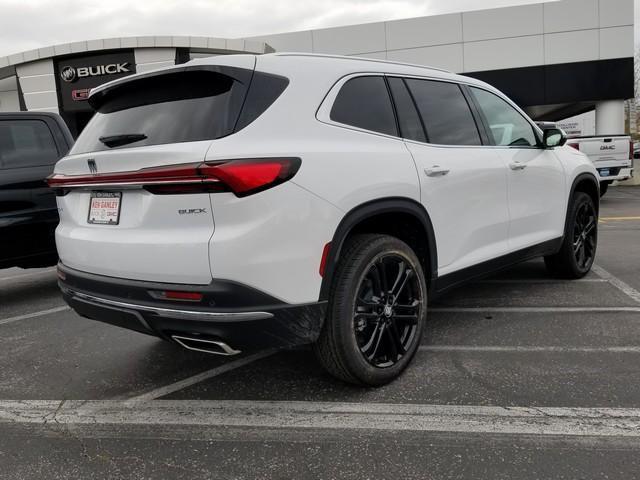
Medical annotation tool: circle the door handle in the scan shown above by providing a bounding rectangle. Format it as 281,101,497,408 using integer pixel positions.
424,165,450,177
509,161,527,171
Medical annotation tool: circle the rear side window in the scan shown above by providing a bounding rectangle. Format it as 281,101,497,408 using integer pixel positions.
330,76,397,137
0,120,59,169
387,77,426,142
470,87,538,147
235,71,289,131
405,79,481,146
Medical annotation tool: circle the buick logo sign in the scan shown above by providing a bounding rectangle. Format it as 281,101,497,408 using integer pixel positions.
60,66,77,83
59,62,131,83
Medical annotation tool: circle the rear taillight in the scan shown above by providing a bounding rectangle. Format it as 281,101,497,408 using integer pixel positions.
47,158,301,197
568,142,580,151
200,158,301,197
630,140,634,160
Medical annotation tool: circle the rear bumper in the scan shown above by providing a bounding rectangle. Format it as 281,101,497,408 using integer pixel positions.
58,263,326,352
596,167,633,182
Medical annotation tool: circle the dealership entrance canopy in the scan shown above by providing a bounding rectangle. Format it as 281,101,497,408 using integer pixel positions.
0,0,633,136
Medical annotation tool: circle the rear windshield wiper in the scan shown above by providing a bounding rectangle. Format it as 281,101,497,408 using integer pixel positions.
98,133,147,148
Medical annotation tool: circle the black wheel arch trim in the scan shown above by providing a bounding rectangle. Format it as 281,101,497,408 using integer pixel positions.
318,197,438,301
566,173,600,230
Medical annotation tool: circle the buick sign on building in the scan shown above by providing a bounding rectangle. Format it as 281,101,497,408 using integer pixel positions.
54,51,136,133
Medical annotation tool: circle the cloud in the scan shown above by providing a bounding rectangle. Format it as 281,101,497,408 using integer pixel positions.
0,0,569,57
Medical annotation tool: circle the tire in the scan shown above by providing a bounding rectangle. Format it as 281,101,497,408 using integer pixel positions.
599,182,609,197
313,234,427,386
544,192,598,279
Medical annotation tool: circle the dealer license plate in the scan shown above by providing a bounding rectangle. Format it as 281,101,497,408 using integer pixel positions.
88,192,122,225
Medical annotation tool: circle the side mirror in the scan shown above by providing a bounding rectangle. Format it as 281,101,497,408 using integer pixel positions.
542,128,567,148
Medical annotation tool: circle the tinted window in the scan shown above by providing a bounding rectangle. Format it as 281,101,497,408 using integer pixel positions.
330,76,397,136
235,72,289,131
387,77,426,142
405,79,481,146
0,120,59,169
470,87,537,147
72,70,248,154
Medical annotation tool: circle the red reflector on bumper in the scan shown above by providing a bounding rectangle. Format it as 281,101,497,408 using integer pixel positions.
319,242,331,277
56,268,66,281
159,291,203,302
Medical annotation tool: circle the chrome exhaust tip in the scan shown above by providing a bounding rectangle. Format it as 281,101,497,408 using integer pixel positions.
171,335,241,356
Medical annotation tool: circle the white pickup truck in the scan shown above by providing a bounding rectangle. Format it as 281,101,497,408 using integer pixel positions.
566,135,633,197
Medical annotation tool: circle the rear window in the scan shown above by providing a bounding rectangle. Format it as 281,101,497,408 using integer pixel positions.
71,68,288,154
0,120,59,169
330,76,397,137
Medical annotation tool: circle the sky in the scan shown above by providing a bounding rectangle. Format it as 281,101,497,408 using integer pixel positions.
0,0,637,58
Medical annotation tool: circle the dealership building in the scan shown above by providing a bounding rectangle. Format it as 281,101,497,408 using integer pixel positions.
0,0,634,137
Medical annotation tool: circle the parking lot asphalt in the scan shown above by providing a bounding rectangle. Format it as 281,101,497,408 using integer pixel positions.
1,186,640,479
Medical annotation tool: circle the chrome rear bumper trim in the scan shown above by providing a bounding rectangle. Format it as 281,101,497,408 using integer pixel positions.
65,288,274,322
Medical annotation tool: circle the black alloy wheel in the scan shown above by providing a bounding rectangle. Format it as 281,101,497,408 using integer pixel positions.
544,191,598,278
314,234,427,386
572,201,597,271
354,255,421,368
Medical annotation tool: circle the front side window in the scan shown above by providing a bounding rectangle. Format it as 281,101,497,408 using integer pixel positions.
330,76,397,137
470,87,538,147
0,120,59,169
405,79,481,146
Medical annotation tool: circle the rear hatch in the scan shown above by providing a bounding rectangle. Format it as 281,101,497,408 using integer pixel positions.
51,59,255,285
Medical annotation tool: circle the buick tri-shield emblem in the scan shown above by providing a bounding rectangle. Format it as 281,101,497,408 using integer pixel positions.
60,66,76,83
87,159,98,174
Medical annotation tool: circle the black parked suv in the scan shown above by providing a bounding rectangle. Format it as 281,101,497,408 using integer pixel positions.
0,112,73,269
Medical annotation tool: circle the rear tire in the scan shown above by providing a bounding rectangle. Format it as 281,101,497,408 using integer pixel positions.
544,192,598,279
313,234,427,386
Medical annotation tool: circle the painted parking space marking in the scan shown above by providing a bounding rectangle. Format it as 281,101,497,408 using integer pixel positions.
419,345,640,353
124,349,278,403
478,278,608,284
0,268,56,282
3,399,640,438
599,216,640,222
592,264,640,304
0,306,69,326
430,307,640,313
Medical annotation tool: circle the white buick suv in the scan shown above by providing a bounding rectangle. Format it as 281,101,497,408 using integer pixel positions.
49,53,599,386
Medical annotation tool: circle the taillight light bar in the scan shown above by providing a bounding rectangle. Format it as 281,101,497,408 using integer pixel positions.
47,158,301,197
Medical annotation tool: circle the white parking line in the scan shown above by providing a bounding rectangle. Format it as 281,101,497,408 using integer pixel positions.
0,306,70,326
3,399,640,437
0,268,56,282
419,345,640,353
430,307,640,313
478,278,607,284
124,348,278,403
592,264,640,304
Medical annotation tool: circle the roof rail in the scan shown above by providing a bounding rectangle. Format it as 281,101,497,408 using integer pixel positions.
270,52,453,74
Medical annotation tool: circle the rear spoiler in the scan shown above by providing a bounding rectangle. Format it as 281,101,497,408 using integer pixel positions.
88,64,254,111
